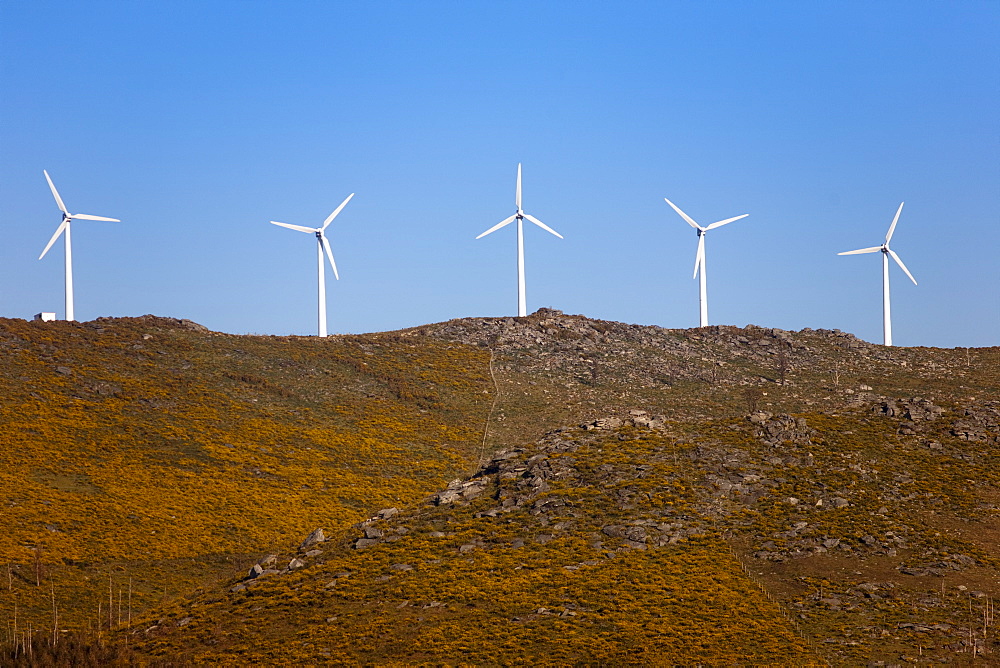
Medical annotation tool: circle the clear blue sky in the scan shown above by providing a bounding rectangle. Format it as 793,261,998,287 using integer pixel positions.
1,1,997,347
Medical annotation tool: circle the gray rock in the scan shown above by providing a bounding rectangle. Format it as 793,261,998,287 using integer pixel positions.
355,538,379,549
300,528,325,549
435,489,463,505
602,525,626,538
288,558,305,570
377,507,399,519
624,526,647,543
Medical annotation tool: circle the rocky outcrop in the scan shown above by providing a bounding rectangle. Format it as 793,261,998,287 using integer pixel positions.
749,412,817,447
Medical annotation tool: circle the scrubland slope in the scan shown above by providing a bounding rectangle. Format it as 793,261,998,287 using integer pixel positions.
0,315,492,636
2,309,998,664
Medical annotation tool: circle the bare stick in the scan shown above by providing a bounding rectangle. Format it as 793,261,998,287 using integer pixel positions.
51,583,56,647
129,577,133,627
108,570,113,629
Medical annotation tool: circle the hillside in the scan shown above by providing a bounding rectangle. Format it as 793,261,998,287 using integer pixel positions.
2,310,998,664
0,315,493,638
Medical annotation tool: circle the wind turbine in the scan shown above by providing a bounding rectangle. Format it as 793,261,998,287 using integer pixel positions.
270,193,354,338
664,197,748,328
476,163,563,317
838,202,917,347
38,170,121,321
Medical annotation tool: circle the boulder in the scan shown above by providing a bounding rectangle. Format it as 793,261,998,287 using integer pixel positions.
300,528,325,549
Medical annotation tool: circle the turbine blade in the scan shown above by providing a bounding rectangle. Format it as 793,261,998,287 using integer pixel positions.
664,198,702,231
323,193,355,230
72,213,120,222
515,163,522,211
43,170,68,214
837,246,882,255
705,213,748,230
523,213,563,239
693,234,705,279
270,221,315,233
321,235,339,280
39,220,68,260
888,248,917,285
476,214,516,239
885,202,904,244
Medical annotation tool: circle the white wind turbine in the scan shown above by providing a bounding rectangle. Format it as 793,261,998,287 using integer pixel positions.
270,193,354,338
476,163,563,317
664,197,748,328
38,170,121,321
838,202,917,347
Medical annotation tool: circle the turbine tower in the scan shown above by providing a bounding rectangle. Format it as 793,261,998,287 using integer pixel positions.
270,193,354,338
838,202,917,347
664,197,748,328
477,164,562,317
38,170,121,321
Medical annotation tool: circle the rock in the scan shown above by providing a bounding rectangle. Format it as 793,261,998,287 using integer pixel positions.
305,549,323,558
300,528,325,549
602,525,626,539
625,526,647,543
248,563,264,579
459,544,476,554
364,526,383,540
435,489,463,505
55,366,72,375
258,554,277,567
391,563,413,571
751,413,817,447
377,507,399,519
355,538,379,549
830,497,849,508
288,558,305,570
